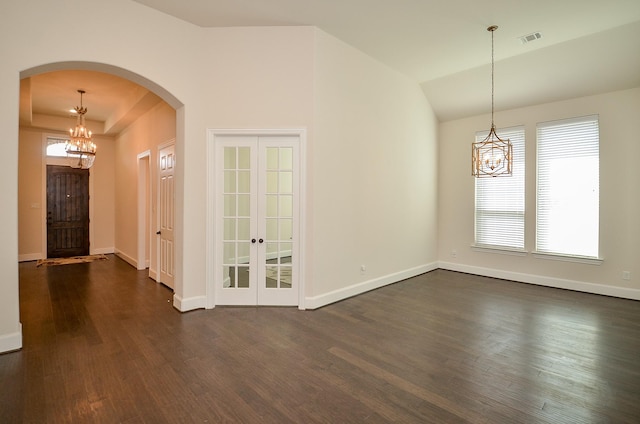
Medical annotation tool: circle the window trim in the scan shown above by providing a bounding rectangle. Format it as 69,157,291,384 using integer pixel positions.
532,251,603,265
471,244,528,256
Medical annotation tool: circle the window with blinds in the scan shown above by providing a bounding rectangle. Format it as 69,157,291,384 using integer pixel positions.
536,115,599,258
474,126,525,249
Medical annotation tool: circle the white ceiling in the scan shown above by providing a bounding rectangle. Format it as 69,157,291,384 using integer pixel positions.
131,0,640,121
22,0,640,132
21,70,162,136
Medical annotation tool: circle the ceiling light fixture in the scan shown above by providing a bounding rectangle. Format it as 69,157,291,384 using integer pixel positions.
66,89,96,169
472,25,512,178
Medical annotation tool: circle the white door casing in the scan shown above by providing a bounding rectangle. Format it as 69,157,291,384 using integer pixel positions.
137,150,151,271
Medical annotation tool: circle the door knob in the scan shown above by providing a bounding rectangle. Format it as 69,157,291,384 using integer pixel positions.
156,230,161,235
251,238,257,243
259,238,264,244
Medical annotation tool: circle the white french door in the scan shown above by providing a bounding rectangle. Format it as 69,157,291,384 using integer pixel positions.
214,135,300,306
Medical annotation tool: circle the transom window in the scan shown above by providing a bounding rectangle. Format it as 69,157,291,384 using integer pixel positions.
46,137,69,157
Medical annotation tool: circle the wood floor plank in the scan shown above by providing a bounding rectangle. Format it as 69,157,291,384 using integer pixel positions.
2,257,640,423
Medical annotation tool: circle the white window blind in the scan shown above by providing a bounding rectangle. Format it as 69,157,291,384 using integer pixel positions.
475,126,525,249
536,115,599,258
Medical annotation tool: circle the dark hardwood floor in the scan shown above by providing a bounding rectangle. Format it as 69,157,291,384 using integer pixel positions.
2,255,640,423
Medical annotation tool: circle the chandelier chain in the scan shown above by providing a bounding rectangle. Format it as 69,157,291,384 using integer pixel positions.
490,26,495,129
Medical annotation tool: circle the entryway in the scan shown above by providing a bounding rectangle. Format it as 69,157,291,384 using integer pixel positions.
209,131,304,307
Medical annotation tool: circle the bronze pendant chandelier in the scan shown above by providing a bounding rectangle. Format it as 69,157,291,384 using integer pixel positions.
472,25,513,178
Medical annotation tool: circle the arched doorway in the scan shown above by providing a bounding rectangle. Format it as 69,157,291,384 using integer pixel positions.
18,61,184,296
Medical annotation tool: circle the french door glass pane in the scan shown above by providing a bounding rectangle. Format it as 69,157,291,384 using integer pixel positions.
237,266,250,288
238,147,250,169
266,219,278,240
223,218,235,239
224,148,236,169
238,171,250,193
266,172,278,193
237,218,250,240
279,195,292,217
266,195,278,217
223,171,236,192
223,194,236,215
238,194,250,216
279,172,292,193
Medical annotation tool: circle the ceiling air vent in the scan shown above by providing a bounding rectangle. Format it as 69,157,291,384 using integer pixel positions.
519,31,542,44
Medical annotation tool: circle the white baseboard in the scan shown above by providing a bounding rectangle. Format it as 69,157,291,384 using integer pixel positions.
305,262,439,310
438,261,640,301
0,325,22,353
149,267,158,282
114,249,137,268
173,294,207,312
18,253,42,262
91,247,115,255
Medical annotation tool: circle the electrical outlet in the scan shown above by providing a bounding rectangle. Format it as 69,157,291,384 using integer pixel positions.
622,271,631,281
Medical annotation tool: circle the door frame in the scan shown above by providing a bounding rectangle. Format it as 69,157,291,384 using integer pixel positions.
137,150,151,271
41,133,95,259
206,129,307,310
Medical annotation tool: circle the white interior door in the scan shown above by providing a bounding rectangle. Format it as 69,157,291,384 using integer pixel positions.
215,135,299,306
159,144,175,289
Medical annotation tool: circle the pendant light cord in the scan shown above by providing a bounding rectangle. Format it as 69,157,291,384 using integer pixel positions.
490,26,496,130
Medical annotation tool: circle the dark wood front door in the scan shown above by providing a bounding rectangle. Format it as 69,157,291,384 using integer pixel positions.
46,165,90,258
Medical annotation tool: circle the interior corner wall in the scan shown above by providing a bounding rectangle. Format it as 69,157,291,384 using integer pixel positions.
438,87,640,299
18,129,116,260
309,29,439,306
114,102,176,270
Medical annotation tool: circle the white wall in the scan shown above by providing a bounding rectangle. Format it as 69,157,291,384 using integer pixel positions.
114,102,176,271
438,88,640,299
199,26,439,308
309,30,439,307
